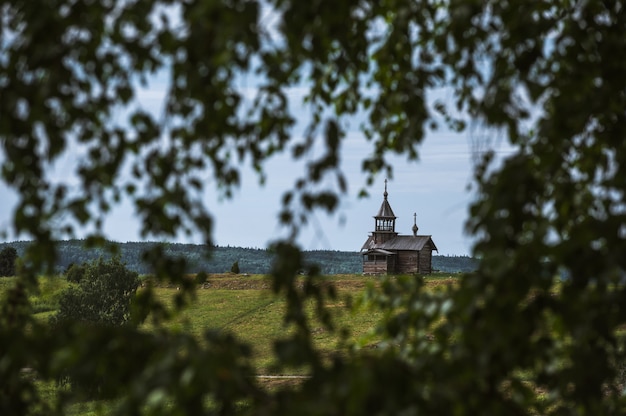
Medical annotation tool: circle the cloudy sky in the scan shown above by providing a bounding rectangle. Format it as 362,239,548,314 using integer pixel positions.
0,107,514,257
0,58,517,257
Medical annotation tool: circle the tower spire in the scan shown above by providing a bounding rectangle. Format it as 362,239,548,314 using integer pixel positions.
412,212,419,236
372,179,397,243
384,178,388,200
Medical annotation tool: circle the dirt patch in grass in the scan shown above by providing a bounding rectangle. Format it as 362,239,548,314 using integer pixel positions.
201,278,271,290
255,376,308,391
199,274,458,291
197,274,459,291
199,274,369,291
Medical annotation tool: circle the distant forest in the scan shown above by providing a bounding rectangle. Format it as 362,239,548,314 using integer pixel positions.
0,240,477,275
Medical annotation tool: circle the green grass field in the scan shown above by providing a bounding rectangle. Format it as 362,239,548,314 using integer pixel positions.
143,274,388,372
3,272,460,413
164,273,457,371
8,272,459,373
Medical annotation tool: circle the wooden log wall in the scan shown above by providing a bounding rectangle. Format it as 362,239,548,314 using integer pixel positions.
418,245,433,273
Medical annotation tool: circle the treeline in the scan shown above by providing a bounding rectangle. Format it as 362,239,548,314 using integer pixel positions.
0,240,477,275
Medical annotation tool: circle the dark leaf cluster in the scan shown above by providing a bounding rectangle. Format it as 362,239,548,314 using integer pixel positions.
2,0,626,414
0,247,18,277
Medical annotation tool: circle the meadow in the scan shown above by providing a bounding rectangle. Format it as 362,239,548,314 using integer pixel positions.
3,272,459,414
9,272,459,371
145,274,375,373
159,273,459,369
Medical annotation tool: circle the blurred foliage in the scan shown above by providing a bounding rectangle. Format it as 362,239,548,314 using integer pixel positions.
2,0,626,414
0,246,18,277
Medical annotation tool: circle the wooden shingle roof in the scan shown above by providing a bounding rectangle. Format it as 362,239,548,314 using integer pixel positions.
376,198,396,218
361,235,438,252
375,179,396,218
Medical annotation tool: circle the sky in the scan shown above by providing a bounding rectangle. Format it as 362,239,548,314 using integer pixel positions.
108,132,478,255
0,12,518,256
0,101,515,256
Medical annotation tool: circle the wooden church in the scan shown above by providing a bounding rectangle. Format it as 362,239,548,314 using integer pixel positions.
361,181,438,274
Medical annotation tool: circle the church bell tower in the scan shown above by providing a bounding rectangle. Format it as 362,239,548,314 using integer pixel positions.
372,180,398,244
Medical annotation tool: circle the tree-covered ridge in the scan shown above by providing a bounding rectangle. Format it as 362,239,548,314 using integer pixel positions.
0,240,476,275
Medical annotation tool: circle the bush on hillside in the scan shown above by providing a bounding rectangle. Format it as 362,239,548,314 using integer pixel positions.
65,263,87,283
52,256,140,327
195,271,208,284
52,256,140,396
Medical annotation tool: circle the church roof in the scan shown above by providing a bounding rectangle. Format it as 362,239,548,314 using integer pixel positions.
375,179,396,218
376,198,396,218
361,235,438,252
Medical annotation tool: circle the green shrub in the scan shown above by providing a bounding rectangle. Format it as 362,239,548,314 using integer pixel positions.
52,256,139,327
195,271,208,284
65,263,87,283
51,256,140,397
230,261,240,274
29,277,67,314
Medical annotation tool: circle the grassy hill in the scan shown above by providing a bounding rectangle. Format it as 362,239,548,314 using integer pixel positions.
9,272,458,375
1,271,458,413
